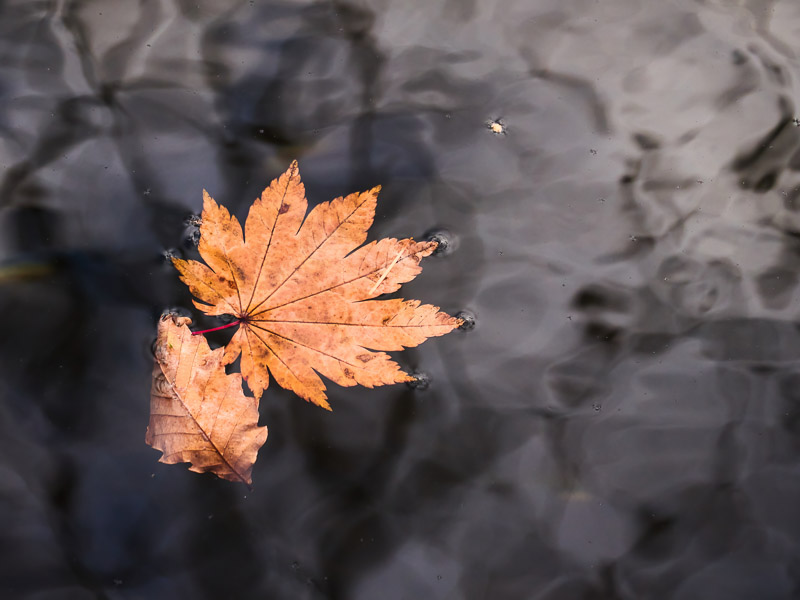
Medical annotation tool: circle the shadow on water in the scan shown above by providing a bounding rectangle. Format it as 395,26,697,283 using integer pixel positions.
2,0,800,598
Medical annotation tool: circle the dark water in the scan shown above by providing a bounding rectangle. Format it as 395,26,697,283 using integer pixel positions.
2,0,800,598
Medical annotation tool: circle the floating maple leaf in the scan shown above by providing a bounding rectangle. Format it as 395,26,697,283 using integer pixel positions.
172,161,460,409
147,313,268,484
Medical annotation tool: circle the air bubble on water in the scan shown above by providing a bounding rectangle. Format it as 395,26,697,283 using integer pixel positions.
592,403,602,412
182,217,201,247
164,306,192,319
161,248,181,264
456,310,476,331
424,228,458,256
407,371,431,391
185,230,201,248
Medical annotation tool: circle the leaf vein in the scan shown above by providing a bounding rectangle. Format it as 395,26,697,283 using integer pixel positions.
246,193,373,316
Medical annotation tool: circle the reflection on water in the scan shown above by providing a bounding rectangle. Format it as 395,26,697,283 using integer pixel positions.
2,0,800,598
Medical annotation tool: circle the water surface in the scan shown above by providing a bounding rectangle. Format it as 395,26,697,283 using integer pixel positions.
2,1,800,598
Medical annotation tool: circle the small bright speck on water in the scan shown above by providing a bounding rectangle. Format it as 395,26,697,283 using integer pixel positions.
486,118,506,135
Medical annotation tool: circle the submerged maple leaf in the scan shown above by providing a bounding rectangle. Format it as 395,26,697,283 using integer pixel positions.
172,161,460,409
146,313,268,484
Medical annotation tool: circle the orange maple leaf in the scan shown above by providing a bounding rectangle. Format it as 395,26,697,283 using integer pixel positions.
146,313,268,484
173,161,460,410
172,161,461,409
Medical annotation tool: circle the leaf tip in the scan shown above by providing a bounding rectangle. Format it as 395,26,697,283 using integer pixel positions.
202,189,217,209
418,240,439,258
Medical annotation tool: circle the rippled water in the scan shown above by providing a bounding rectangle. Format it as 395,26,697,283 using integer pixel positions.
3,1,800,598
